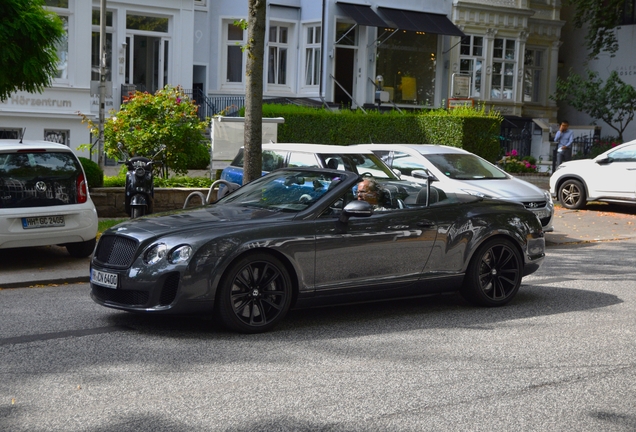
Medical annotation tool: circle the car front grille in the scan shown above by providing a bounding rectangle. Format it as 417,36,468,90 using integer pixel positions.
95,234,138,268
92,285,149,306
522,200,547,210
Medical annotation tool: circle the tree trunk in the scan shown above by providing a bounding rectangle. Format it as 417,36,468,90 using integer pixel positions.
243,0,266,185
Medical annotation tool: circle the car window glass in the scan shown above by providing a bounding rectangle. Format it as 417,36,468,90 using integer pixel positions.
0,151,81,208
288,152,319,168
220,170,346,212
230,149,244,167
608,146,636,162
390,151,426,175
262,150,287,171
341,153,395,179
423,153,507,180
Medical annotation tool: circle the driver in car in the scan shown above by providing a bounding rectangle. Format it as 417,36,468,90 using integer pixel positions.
356,177,392,211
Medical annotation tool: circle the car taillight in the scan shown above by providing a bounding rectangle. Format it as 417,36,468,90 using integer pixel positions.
77,173,88,203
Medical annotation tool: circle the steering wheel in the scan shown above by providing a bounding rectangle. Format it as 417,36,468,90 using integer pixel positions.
360,172,373,178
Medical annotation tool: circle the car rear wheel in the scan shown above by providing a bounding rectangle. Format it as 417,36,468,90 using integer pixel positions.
461,238,522,307
66,238,96,258
217,253,292,333
558,179,587,209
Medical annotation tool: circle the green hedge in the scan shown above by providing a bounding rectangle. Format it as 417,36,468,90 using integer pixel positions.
255,103,502,162
79,157,104,188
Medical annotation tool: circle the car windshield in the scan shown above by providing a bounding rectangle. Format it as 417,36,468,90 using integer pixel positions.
419,152,508,180
0,151,81,208
219,170,348,212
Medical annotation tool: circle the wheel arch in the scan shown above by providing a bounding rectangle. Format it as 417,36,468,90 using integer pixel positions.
464,232,526,274
213,247,300,308
554,174,589,200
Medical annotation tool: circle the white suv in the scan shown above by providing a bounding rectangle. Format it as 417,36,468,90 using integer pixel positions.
0,139,98,257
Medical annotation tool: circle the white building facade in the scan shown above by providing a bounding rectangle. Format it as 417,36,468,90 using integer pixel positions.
1,0,567,160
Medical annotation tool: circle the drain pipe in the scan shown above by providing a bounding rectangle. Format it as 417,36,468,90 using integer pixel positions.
319,0,328,108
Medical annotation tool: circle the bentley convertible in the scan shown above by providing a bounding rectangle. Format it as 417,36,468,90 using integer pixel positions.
90,168,546,333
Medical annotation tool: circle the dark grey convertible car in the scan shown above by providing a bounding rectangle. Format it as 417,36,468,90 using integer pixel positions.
90,168,545,333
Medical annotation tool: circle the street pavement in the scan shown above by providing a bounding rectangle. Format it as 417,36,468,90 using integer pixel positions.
1,203,636,289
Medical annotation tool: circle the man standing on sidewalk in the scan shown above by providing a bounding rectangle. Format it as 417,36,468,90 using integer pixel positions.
555,120,574,166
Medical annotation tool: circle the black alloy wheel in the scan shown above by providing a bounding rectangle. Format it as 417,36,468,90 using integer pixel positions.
558,179,587,209
217,253,292,333
461,238,522,307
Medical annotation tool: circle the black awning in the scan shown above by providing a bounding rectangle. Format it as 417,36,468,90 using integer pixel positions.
337,2,389,27
377,7,465,37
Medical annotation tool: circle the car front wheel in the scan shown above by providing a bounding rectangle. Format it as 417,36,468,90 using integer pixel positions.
217,253,292,333
558,179,587,209
461,238,522,307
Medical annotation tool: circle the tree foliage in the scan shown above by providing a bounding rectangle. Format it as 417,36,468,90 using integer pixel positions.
553,70,636,141
80,86,208,177
566,0,624,59
0,0,65,101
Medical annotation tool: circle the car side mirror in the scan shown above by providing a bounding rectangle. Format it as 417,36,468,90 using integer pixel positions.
412,169,436,182
595,157,610,165
392,168,402,179
339,200,374,223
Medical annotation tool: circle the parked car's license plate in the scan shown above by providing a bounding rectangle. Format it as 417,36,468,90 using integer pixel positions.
91,268,118,289
22,216,65,229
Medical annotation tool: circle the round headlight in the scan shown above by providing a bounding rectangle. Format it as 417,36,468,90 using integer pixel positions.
145,243,168,265
169,245,192,264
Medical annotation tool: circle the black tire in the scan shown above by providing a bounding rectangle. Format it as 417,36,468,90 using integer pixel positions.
216,253,292,333
558,179,587,209
66,238,96,258
461,238,522,307
131,206,145,219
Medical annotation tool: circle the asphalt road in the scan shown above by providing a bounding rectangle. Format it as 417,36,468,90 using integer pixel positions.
1,238,636,431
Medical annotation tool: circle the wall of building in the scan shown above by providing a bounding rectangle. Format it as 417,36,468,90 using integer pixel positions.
558,6,636,141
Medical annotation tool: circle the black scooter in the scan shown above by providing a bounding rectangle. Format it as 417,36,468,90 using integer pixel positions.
119,143,165,219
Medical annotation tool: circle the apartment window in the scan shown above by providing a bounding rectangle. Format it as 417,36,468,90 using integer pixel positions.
491,38,516,100
226,22,246,83
44,130,70,146
268,25,289,85
523,49,544,102
91,10,113,81
0,129,20,139
304,25,321,87
44,1,70,81
459,36,483,98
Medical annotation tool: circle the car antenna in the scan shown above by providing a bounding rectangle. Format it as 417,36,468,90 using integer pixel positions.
19,128,26,143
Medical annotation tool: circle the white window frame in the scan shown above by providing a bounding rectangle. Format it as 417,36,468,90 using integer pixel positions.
266,21,295,93
302,24,321,91
44,129,71,146
523,48,545,103
491,38,516,100
221,19,247,90
45,3,71,85
459,35,483,98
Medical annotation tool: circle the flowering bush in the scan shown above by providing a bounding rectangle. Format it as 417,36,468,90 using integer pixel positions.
497,150,539,173
79,85,208,177
588,137,621,158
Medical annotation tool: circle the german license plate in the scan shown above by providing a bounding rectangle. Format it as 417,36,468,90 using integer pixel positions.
91,268,118,289
22,216,65,229
533,209,551,219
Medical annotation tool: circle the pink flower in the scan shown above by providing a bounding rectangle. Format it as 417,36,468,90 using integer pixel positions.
511,149,518,156
176,97,182,104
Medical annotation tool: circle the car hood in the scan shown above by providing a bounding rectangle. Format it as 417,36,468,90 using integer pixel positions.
402,175,546,201
106,205,288,241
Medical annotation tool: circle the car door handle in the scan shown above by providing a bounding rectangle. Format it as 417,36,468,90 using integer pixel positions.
417,220,435,227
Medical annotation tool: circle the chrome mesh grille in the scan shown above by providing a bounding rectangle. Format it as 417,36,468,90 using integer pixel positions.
522,200,547,210
95,234,138,268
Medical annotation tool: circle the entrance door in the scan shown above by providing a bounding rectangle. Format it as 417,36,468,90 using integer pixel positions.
125,35,169,94
334,47,355,107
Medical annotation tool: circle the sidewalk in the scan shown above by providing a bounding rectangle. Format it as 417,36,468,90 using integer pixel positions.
1,204,636,289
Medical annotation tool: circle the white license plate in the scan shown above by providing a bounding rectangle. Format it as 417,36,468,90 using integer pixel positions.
22,216,65,229
91,268,118,289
